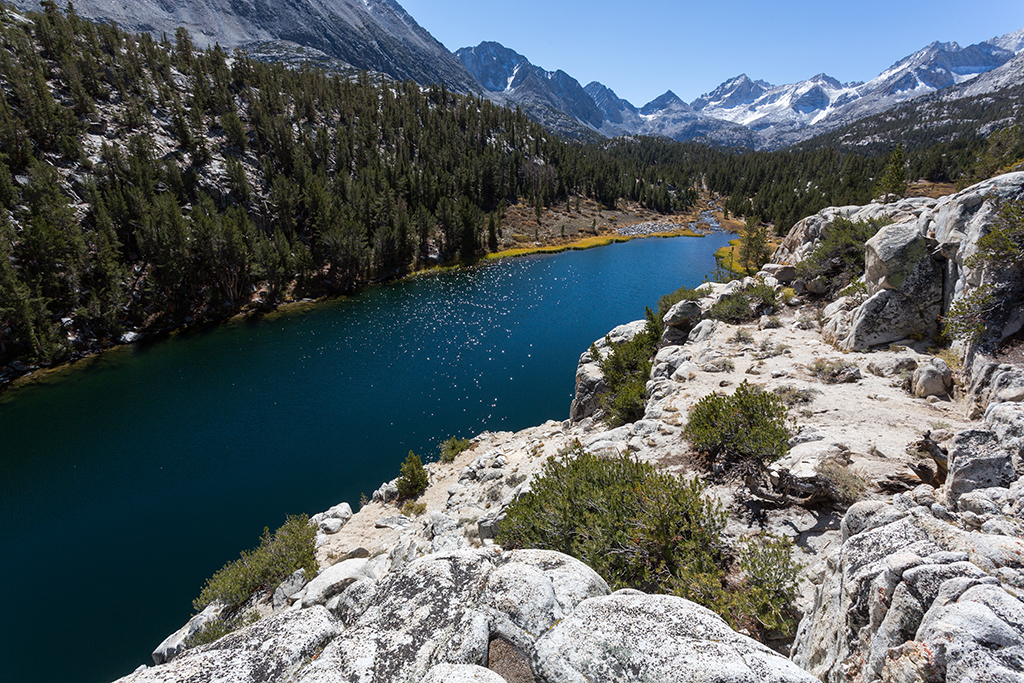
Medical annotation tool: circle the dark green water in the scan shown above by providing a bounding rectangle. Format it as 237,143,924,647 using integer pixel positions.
0,233,733,683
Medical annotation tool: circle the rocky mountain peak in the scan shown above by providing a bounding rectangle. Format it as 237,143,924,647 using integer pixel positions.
455,41,529,92
691,74,772,111
640,90,690,115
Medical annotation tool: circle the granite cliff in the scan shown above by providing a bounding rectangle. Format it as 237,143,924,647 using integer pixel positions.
121,173,1024,682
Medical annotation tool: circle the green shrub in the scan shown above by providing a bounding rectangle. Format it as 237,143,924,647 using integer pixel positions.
497,443,802,640
498,444,726,596
657,284,703,317
193,515,317,612
683,381,790,468
794,216,891,297
439,436,472,463
401,500,427,516
734,533,802,635
396,450,429,499
707,283,778,324
596,307,663,425
729,328,754,344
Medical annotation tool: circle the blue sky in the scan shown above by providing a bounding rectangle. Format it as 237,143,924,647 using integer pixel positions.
399,0,1024,106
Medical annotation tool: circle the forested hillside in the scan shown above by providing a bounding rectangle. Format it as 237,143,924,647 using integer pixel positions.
1,2,1018,378
0,2,699,371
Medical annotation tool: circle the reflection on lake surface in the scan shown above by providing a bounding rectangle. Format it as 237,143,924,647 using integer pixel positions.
0,232,733,683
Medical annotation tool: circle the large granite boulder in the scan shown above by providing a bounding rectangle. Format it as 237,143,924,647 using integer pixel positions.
300,557,377,608
912,357,953,398
840,221,944,351
151,602,224,665
121,607,341,683
661,300,703,345
533,590,817,683
292,549,609,683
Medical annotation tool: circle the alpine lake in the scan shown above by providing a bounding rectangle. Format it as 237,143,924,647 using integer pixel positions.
0,231,735,683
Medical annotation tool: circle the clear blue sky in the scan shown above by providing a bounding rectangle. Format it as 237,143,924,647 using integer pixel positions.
399,0,1024,106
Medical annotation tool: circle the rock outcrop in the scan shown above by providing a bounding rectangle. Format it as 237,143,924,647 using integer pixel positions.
125,549,814,683
791,402,1024,683
129,174,1024,683
777,172,1024,413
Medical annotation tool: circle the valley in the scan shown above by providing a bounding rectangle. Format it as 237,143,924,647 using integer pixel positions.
2,2,1024,683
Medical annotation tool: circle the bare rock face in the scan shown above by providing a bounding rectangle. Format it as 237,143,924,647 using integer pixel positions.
840,222,944,351
532,591,817,683
11,0,481,93
791,403,1024,683
121,607,341,683
293,548,610,683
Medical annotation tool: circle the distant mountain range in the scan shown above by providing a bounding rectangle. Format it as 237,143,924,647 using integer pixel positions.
457,29,1024,148
13,0,1024,149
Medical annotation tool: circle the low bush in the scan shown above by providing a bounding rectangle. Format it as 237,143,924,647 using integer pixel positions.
498,444,725,597
497,443,802,639
707,283,778,324
396,451,429,499
773,385,819,406
401,500,427,516
794,216,890,297
193,515,318,612
439,436,472,463
814,459,867,505
729,329,754,344
595,307,663,425
683,381,790,469
734,533,802,635
657,284,703,316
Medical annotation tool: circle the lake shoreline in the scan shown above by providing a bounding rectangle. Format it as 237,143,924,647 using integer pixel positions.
0,225,720,396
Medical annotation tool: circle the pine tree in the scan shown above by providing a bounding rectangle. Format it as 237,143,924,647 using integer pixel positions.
875,142,907,201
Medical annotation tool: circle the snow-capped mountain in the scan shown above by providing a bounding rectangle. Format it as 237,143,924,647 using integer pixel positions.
462,26,1023,149
458,43,758,146
690,75,774,113
692,34,1023,147
692,73,860,131
10,0,479,92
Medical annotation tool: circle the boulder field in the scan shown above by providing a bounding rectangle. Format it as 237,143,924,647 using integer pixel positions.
124,173,1024,683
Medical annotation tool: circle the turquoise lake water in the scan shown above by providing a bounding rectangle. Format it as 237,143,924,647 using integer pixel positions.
0,232,733,683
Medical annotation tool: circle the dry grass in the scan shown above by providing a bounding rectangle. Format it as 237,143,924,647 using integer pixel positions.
905,180,957,199
488,193,713,259
713,234,785,276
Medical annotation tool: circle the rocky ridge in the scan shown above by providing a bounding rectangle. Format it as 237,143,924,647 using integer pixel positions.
10,0,480,93
123,173,1024,682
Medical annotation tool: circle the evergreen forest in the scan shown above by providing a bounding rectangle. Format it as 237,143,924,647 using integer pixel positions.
0,2,1018,373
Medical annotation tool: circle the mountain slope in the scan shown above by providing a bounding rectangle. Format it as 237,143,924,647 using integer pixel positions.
455,42,605,139
10,0,480,92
